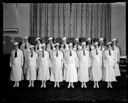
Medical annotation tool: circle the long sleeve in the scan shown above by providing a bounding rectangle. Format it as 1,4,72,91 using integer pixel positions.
21,50,24,67
117,47,120,62
10,51,13,67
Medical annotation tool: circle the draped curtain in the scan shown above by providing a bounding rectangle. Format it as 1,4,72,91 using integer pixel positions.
30,3,111,42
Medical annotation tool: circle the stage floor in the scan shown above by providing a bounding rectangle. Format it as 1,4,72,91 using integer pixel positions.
1,81,127,103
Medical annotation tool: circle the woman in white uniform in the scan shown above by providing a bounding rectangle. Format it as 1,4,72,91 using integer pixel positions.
20,36,31,80
37,43,50,88
77,42,90,88
98,38,106,81
112,38,121,77
10,42,24,87
65,43,78,88
103,42,116,88
50,43,63,88
27,45,38,87
60,37,69,81
90,41,102,88
35,37,42,53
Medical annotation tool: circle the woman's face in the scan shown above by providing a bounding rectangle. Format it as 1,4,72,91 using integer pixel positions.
14,45,18,50
56,45,59,50
42,46,45,50
69,45,72,50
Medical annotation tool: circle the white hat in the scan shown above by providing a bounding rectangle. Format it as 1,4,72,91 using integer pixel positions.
48,37,53,40
99,38,104,41
41,43,46,47
62,37,67,40
30,45,34,48
107,42,112,45
69,43,73,46
24,36,29,39
94,42,99,45
87,37,91,41
75,38,79,41
36,37,40,41
55,43,60,45
81,42,86,45
14,42,19,45
112,38,117,42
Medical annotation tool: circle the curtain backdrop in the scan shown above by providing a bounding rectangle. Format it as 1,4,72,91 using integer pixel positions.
30,3,111,42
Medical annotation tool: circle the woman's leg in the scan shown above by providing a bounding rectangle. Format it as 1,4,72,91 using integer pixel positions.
54,82,57,88
97,81,99,88
28,80,31,87
110,82,112,88
13,81,16,87
81,82,84,88
84,82,87,88
44,81,46,88
93,81,96,88
68,82,71,88
41,80,44,88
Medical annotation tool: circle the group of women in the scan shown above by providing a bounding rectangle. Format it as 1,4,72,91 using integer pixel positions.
9,36,121,88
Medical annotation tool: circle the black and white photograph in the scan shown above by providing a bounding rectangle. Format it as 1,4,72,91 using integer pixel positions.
2,2,127,103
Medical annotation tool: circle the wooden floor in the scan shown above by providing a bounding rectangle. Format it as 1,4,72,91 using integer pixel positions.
1,80,127,103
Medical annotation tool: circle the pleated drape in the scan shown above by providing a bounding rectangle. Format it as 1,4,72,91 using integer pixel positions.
30,3,111,42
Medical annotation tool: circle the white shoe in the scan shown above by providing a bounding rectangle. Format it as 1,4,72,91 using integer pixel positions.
17,83,19,87
54,84,56,88
81,85,83,88
13,84,16,87
93,85,96,88
97,85,99,88
110,85,112,88
107,85,109,88
68,85,70,88
44,84,46,88
72,85,74,88
41,84,43,88
84,85,87,88
28,84,31,87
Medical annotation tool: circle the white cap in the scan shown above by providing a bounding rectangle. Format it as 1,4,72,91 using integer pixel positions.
62,37,67,40
41,43,46,47
55,43,60,45
30,45,34,48
81,42,86,45
99,38,104,41
94,42,99,45
69,43,73,46
24,36,29,39
112,38,117,42
36,37,40,41
14,42,19,45
75,38,79,41
107,42,112,45
48,37,53,40
87,37,91,41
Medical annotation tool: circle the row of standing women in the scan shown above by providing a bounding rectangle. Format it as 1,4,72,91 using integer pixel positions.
10,36,121,88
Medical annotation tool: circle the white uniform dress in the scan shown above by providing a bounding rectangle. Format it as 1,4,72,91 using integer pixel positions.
50,50,63,82
27,51,38,80
77,48,90,82
37,50,50,81
98,45,105,80
65,50,78,82
113,46,121,76
20,43,31,79
90,48,102,81
103,49,116,82
10,49,24,81
60,43,69,80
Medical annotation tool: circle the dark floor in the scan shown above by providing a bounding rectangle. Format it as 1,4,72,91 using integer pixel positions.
1,80,128,103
